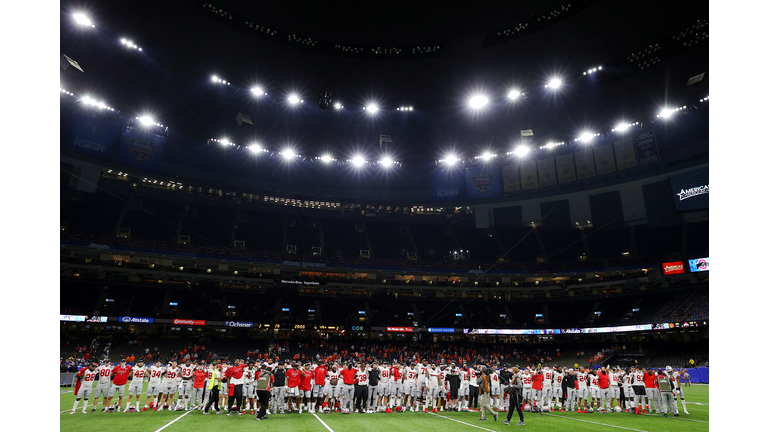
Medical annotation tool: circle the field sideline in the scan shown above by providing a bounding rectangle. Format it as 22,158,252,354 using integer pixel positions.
60,382,709,432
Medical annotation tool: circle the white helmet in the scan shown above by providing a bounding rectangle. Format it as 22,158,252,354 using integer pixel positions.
666,366,673,373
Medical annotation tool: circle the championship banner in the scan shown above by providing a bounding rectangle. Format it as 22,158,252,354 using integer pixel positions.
575,148,596,179
555,154,576,183
464,166,502,199
612,136,638,170
537,157,557,187
593,143,616,175
501,163,521,192
635,131,660,165
117,126,166,172
520,160,539,189
431,169,465,201
64,113,121,160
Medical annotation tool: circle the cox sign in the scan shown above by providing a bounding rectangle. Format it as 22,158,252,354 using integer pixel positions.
225,321,254,328
350,326,367,331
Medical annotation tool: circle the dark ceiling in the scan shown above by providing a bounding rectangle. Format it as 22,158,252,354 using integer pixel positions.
60,0,709,166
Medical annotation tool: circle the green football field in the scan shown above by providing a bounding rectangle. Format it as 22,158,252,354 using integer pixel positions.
59,383,709,432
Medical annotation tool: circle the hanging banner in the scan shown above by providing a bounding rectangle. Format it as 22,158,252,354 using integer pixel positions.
613,136,638,170
431,169,465,201
575,148,596,180
464,166,502,199
556,154,576,183
117,126,166,172
64,113,121,160
635,131,660,165
537,157,557,187
502,164,521,192
593,143,617,175
520,160,539,189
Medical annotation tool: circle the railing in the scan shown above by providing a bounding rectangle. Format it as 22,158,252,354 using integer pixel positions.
60,372,76,387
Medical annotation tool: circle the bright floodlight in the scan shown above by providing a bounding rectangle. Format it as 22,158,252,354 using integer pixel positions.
579,133,595,142
288,95,300,104
381,157,394,165
482,152,493,160
508,90,521,100
251,86,263,94
334,103,341,109
469,95,489,108
248,144,261,152
659,108,674,118
547,78,562,89
614,123,630,132
352,156,366,166
366,104,378,113
445,155,459,165
73,13,92,26
513,146,530,156
139,117,154,126
320,154,333,162
282,149,296,159
211,75,218,82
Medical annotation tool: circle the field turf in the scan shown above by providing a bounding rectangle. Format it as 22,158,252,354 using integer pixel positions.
60,383,709,432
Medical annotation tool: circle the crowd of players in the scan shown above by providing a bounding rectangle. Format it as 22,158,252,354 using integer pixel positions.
69,356,691,424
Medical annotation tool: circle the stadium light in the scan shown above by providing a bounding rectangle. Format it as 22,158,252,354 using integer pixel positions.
365,104,378,113
288,95,300,104
352,156,366,166
73,13,94,27
248,144,262,152
139,116,154,126
614,123,630,132
513,146,530,156
380,156,394,166
469,95,489,109
251,86,264,95
334,103,342,109
578,132,595,142
444,155,459,165
545,78,562,89
282,149,296,159
481,152,494,160
508,90,521,100
320,154,334,163
658,108,675,118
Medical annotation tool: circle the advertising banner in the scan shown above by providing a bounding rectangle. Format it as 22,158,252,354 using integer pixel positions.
119,316,154,324
349,325,368,332
173,319,206,326
537,157,557,187
86,316,108,323
117,126,166,172
688,257,709,272
386,326,413,332
635,131,660,165
427,328,455,333
670,167,709,211
60,315,87,322
575,148,596,180
613,136,638,170
520,160,539,189
556,154,576,184
662,261,686,275
464,165,502,199
593,143,617,175
224,321,255,328
501,164,521,192
64,113,121,160
431,169,465,201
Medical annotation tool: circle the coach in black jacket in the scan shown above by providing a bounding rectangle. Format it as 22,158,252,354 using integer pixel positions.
502,367,524,426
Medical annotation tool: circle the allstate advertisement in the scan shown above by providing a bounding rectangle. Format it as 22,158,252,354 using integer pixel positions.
431,169,465,201
64,113,121,160
119,316,154,324
117,126,166,172
464,165,502,200
670,167,709,211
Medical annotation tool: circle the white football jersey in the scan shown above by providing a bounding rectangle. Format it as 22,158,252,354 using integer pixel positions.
469,368,478,386
405,367,418,384
96,365,113,385
428,368,440,388
417,364,429,382
131,366,147,383
460,370,469,387
542,369,554,387
80,368,98,384
609,372,619,386
180,365,194,380
522,373,533,389
162,366,179,384
590,375,600,387
553,371,564,387
244,367,257,384
631,371,645,387
328,370,339,384
379,366,390,385
149,366,165,384
490,371,500,387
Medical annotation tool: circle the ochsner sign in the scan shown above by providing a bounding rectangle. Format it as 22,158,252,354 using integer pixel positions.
119,316,154,323
224,321,255,328
661,261,686,275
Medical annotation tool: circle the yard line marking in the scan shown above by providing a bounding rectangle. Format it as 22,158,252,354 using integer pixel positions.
644,413,708,423
545,412,651,431
313,412,336,432
153,409,193,432
429,412,498,432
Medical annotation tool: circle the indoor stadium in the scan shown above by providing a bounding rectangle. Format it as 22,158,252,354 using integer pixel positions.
57,1,712,431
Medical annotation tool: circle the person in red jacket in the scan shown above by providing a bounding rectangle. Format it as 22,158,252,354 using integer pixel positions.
597,367,611,412
298,364,314,413
106,359,132,412
339,363,358,413
643,369,661,414
225,358,246,415
285,363,302,413
531,370,543,411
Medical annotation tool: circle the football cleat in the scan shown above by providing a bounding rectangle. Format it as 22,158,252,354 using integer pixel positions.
385,408,392,413
70,410,75,415
433,408,438,413
142,407,147,412
424,408,428,413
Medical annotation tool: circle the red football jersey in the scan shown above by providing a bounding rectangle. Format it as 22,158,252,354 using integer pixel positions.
314,365,328,384
286,368,302,388
299,369,314,391
112,365,132,386
193,370,206,388
339,368,357,385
